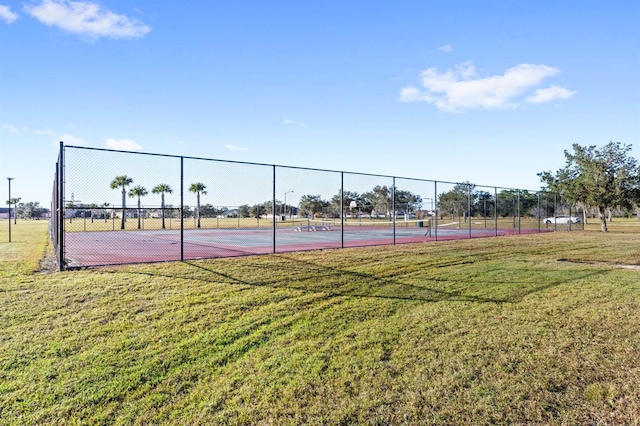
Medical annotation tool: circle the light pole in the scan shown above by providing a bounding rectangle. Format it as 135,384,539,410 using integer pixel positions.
284,191,293,219
7,177,13,242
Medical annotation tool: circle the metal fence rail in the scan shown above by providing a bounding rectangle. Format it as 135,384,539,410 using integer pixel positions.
50,143,582,270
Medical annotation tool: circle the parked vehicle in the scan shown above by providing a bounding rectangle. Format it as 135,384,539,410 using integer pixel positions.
543,215,581,224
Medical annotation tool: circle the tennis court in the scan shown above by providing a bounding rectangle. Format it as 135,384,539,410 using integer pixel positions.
52,144,569,269
63,221,542,268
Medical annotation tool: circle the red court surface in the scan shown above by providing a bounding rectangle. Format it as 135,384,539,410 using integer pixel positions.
63,225,550,268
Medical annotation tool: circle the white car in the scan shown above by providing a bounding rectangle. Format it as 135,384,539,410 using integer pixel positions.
544,215,581,224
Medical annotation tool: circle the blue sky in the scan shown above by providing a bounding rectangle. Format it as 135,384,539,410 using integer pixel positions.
1,0,638,207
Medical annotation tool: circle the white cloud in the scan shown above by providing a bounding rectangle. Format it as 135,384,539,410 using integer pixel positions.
58,133,88,146
399,61,570,112
398,87,423,103
283,118,304,126
3,124,55,136
437,44,453,52
525,85,576,104
225,144,249,151
2,124,28,134
0,5,18,24
105,138,142,150
25,0,151,39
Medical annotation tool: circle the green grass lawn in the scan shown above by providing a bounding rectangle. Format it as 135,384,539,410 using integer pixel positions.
1,220,639,424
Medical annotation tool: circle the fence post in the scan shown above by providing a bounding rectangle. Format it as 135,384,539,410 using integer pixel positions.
484,198,487,229
468,185,472,239
51,168,56,247
58,141,65,270
434,181,438,241
537,192,541,233
545,194,549,230
52,164,58,263
494,187,498,236
517,190,521,234
569,204,572,231
392,177,396,245
341,172,344,248
273,165,276,254
554,193,558,232
180,156,184,261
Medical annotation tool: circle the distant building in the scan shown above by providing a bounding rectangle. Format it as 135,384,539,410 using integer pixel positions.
0,207,50,220
221,209,238,218
0,207,11,220
113,210,148,219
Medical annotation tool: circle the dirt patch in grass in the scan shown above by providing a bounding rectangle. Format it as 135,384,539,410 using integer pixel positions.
559,259,640,270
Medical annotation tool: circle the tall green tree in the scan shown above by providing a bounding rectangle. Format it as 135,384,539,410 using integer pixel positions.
152,184,173,229
395,189,423,215
475,191,494,218
359,186,422,217
298,195,329,218
518,190,539,218
496,189,518,218
438,182,475,221
362,185,392,216
538,142,640,232
238,204,250,218
128,186,148,229
110,176,133,229
199,204,223,219
331,191,362,217
189,182,207,228
20,201,41,219
250,203,266,225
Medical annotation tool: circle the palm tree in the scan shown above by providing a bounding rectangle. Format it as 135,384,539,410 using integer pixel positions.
6,197,21,224
152,184,173,229
128,186,148,229
110,175,133,230
189,182,207,228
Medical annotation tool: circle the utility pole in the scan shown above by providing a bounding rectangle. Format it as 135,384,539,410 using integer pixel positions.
7,177,14,242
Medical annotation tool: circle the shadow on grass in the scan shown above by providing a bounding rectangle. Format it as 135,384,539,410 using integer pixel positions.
263,255,608,304
183,260,505,304
116,254,609,305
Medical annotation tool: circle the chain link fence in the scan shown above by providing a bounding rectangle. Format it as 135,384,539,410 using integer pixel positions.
50,143,582,269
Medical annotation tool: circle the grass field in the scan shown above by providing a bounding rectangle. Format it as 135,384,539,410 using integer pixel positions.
1,220,639,424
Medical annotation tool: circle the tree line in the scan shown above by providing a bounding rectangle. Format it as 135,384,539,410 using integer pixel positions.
246,185,424,220
98,180,428,227
3,199,49,220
